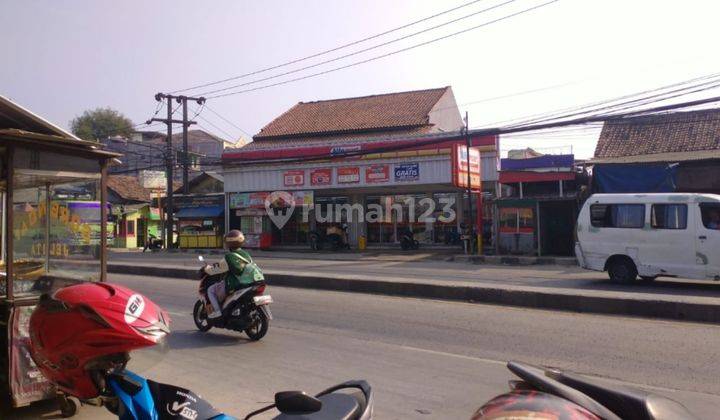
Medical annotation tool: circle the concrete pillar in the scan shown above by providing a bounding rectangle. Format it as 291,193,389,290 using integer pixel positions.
348,194,365,248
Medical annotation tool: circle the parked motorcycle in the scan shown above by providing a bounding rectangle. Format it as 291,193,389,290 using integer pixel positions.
28,283,373,420
193,255,273,340
473,361,697,420
309,224,350,251
399,228,419,251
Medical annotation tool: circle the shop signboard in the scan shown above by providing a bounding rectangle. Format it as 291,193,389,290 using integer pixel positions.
337,167,360,184
365,164,389,183
291,190,314,207
310,168,332,186
139,170,166,189
452,144,481,189
172,194,224,209
283,170,305,187
394,163,419,182
229,192,268,209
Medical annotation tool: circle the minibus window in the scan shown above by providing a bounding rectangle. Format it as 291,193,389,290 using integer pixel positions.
651,204,687,230
700,203,720,230
590,204,644,228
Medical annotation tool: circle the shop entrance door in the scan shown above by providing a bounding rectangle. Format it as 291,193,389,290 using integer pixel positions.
137,218,146,248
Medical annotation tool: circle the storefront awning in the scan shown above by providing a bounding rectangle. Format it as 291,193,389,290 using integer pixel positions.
175,205,224,219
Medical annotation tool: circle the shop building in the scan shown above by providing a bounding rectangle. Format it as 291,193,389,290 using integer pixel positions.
496,153,579,256
107,175,164,249
591,109,720,194
170,172,225,248
222,87,499,249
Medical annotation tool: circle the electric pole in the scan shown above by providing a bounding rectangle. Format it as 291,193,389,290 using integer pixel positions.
464,111,474,255
177,95,205,194
148,93,204,248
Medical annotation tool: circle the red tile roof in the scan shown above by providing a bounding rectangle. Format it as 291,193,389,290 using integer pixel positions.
108,175,182,203
254,87,450,140
595,109,720,159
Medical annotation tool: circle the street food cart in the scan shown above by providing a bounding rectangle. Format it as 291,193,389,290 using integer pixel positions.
0,95,118,409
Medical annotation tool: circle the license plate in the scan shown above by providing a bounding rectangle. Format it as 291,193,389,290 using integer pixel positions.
253,295,273,306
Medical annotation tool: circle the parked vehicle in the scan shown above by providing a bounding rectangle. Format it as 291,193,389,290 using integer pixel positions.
28,283,373,419
193,255,273,340
399,228,419,250
575,193,720,283
309,224,350,251
472,361,696,419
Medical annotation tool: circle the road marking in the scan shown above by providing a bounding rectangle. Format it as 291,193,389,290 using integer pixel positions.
167,311,188,318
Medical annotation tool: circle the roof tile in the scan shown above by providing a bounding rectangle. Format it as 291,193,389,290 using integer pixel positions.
255,87,449,139
595,109,720,159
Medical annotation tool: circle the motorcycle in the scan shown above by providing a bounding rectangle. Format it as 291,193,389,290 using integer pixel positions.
29,283,372,420
473,361,697,420
193,255,273,340
309,224,350,251
399,229,419,251
99,369,373,420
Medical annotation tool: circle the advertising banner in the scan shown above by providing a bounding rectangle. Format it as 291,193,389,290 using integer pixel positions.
394,163,419,182
365,164,389,183
9,306,56,407
452,144,481,189
310,168,332,186
229,192,269,209
337,167,360,184
283,170,305,187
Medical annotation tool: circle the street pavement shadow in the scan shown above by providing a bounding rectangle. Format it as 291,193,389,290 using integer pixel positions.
168,329,255,350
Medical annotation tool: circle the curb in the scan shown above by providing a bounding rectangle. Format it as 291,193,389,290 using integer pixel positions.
108,264,720,324
449,255,578,266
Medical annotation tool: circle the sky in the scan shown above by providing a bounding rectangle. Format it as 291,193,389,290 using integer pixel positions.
3,0,720,158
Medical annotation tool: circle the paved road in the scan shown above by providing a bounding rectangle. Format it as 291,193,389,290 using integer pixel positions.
10,273,720,419
110,251,720,299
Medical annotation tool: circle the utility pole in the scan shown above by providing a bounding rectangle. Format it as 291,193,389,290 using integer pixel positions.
464,111,474,254
177,95,206,194
148,93,204,248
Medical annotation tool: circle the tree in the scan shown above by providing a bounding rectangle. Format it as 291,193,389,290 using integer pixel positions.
70,107,134,141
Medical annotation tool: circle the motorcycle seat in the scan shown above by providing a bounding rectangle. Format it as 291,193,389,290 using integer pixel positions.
547,370,698,420
274,393,361,420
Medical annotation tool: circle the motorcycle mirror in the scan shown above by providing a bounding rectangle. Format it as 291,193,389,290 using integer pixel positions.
198,255,204,262
274,391,322,414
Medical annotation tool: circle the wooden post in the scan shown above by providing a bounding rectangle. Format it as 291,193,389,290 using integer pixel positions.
6,147,14,299
100,160,108,282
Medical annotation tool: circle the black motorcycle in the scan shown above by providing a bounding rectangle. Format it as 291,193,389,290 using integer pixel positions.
400,229,419,250
309,225,350,251
193,257,273,340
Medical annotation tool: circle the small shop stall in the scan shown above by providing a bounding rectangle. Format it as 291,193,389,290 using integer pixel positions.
172,193,225,248
0,95,117,409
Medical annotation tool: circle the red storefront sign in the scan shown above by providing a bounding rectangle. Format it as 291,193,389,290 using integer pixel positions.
310,168,332,186
365,164,389,183
337,167,360,183
283,170,305,187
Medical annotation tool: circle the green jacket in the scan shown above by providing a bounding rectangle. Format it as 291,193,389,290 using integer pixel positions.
224,249,264,291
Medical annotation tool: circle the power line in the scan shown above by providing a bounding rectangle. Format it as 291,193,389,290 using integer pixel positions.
169,0,490,95
207,0,562,99
203,104,253,137
197,0,517,97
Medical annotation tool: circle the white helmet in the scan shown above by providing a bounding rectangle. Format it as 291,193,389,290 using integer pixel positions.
225,230,245,248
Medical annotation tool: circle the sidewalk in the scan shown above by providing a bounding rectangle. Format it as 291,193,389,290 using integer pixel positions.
108,254,720,324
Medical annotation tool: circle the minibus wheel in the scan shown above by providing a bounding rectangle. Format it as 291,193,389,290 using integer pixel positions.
607,257,638,283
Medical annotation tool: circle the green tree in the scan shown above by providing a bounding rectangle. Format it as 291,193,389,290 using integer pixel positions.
70,107,134,141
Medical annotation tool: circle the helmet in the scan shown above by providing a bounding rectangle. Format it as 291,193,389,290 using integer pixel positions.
471,390,600,420
29,282,170,399
225,229,245,248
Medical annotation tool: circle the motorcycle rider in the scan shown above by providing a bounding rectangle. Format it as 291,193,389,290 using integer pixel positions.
204,229,255,319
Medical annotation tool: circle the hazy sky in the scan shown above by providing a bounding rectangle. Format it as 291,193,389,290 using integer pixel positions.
3,0,720,158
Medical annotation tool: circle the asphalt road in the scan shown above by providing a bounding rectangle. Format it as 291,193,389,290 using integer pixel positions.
110,251,720,299
10,273,720,419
